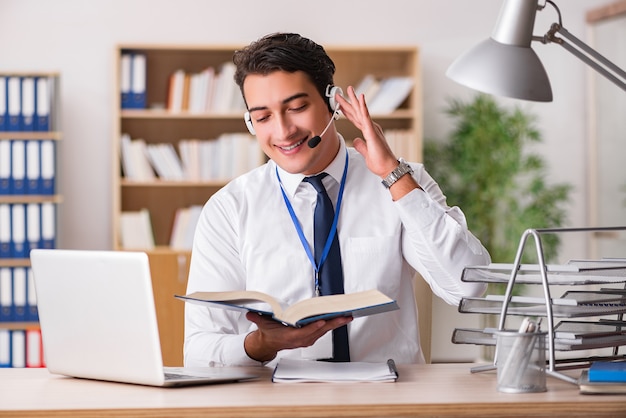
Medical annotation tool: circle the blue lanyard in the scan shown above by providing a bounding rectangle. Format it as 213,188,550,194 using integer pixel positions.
276,151,349,296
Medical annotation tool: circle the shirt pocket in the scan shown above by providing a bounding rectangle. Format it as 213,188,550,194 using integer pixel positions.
342,234,403,297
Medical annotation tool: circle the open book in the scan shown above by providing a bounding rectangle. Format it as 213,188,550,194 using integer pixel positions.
175,289,398,328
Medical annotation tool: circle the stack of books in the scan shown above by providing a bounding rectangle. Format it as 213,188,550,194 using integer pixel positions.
579,361,626,394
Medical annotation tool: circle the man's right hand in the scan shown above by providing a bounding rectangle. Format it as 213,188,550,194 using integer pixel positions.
243,312,353,363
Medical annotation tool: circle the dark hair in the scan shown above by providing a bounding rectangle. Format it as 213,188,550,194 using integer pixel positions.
233,33,336,111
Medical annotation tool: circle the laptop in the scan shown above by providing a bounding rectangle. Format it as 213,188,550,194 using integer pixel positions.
29,249,258,387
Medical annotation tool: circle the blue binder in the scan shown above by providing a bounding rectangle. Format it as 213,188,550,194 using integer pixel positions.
10,203,27,258
40,203,55,249
20,77,36,132
26,140,41,195
10,140,26,195
130,53,147,109
0,330,11,367
0,267,13,321
0,139,10,194
26,203,41,254
26,268,38,322
0,204,10,258
35,77,50,132
12,267,27,322
40,140,55,195
0,77,7,131
120,53,132,109
7,77,21,132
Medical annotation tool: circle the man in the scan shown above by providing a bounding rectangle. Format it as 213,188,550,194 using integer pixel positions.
184,33,489,367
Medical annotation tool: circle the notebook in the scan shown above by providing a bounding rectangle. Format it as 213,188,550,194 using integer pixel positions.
29,249,258,387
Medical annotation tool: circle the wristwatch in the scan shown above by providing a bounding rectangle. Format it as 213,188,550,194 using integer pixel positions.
381,158,414,188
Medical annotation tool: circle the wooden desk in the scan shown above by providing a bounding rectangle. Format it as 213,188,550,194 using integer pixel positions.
1,363,625,417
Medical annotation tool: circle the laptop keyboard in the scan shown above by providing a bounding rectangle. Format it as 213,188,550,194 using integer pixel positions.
164,372,201,380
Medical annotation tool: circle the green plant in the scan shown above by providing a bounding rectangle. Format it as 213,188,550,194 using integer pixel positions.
424,94,572,292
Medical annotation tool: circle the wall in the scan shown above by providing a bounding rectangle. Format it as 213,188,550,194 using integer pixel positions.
0,0,612,361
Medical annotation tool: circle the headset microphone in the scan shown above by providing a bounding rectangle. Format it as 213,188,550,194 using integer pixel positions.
307,110,336,148
308,104,341,148
307,85,343,148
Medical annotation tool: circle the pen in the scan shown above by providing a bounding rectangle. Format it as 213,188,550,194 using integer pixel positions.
387,359,399,379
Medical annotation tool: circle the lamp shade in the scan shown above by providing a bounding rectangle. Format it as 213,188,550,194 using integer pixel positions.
446,38,553,102
446,0,553,102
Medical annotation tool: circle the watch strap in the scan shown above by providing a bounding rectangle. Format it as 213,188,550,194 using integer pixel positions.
381,158,413,188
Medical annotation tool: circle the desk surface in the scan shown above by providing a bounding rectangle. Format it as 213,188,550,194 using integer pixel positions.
1,363,625,417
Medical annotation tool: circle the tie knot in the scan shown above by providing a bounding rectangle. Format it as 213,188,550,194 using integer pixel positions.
303,173,328,194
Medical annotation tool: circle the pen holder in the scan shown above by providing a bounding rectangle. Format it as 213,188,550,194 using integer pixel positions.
494,330,547,393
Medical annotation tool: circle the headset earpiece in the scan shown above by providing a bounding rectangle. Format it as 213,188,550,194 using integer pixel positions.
244,111,255,135
325,85,343,112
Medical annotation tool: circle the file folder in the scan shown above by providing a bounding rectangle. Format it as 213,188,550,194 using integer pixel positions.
0,329,10,367
120,53,132,109
20,77,36,132
7,77,21,131
26,268,38,321
40,140,55,194
26,203,41,253
12,267,27,322
35,77,51,131
11,330,25,367
0,267,12,321
11,203,27,258
26,140,41,194
130,54,147,109
0,77,6,131
0,204,10,258
10,140,26,195
0,139,10,194
40,202,55,249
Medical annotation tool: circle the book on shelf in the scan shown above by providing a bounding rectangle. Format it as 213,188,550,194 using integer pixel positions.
175,288,398,328
166,62,243,114
272,358,398,383
588,361,626,383
119,208,155,250
366,76,414,114
169,205,202,250
119,134,156,181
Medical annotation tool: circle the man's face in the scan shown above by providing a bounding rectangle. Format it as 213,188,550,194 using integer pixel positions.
243,70,338,175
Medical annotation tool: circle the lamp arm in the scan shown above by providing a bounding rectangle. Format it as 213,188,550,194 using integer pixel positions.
538,23,626,92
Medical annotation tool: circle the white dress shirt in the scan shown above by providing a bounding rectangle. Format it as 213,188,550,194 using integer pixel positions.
184,138,489,367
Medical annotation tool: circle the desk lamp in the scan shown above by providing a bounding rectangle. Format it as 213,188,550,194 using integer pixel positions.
446,0,626,102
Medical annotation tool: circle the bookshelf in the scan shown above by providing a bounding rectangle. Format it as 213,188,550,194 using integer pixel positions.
0,72,60,368
113,44,427,364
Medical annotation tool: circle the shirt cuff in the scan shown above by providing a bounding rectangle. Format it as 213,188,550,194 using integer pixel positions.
220,333,267,367
393,187,442,229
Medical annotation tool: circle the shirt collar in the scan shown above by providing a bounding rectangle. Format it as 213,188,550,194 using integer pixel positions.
274,135,347,198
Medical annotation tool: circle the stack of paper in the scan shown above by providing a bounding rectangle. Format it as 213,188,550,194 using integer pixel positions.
271,358,398,383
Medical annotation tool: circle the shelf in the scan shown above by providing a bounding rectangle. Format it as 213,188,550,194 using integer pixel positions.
0,132,62,140
0,322,39,330
0,195,62,204
120,109,416,120
0,259,31,268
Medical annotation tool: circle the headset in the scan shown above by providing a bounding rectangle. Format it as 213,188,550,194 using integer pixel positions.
244,85,343,148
